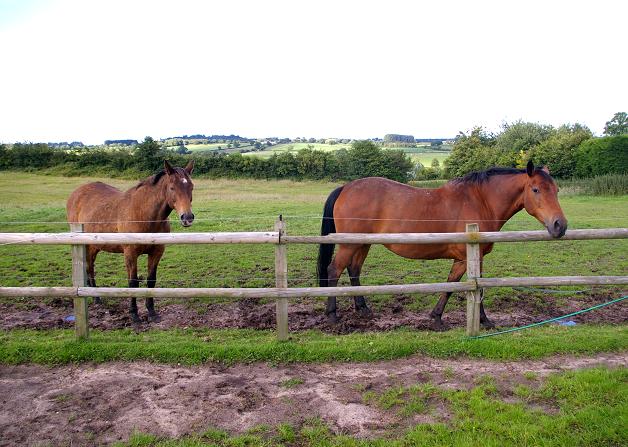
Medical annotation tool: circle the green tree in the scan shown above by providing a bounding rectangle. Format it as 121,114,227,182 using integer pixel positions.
575,135,628,177
603,112,628,136
527,124,592,178
134,136,163,172
431,158,440,169
443,127,497,178
494,121,554,166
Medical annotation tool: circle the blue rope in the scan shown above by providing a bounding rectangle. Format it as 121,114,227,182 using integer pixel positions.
469,295,628,339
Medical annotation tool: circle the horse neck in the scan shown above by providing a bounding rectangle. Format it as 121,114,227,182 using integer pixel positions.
128,179,172,223
476,174,526,229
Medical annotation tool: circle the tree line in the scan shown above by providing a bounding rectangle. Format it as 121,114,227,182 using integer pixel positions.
440,118,627,180
0,139,414,183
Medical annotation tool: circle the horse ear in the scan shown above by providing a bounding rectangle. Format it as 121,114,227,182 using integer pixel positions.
526,160,534,177
164,160,175,175
184,160,194,175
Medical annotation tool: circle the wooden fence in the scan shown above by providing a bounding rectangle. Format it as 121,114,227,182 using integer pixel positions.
0,220,626,340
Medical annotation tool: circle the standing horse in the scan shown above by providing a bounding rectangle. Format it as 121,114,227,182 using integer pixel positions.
66,160,195,322
317,161,567,330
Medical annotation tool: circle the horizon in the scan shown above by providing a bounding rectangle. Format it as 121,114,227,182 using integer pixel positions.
1,0,626,144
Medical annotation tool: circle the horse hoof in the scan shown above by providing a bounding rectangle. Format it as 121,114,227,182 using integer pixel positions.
326,313,340,325
148,313,161,323
131,313,141,323
430,319,447,332
357,307,372,318
481,319,496,329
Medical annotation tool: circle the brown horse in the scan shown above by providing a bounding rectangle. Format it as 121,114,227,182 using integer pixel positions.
66,160,195,322
317,161,567,330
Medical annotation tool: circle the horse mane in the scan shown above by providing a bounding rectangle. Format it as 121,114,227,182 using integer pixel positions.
449,166,550,185
151,170,167,185
126,170,167,191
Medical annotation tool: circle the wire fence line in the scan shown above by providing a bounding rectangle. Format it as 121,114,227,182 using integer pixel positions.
0,215,627,225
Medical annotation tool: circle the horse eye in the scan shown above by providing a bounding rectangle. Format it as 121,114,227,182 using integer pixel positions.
532,187,539,193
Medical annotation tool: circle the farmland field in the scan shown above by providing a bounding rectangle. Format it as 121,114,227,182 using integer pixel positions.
164,143,257,153
244,142,452,166
0,172,626,446
243,142,350,158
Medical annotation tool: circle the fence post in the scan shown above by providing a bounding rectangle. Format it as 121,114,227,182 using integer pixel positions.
275,216,289,340
466,223,481,336
70,223,89,339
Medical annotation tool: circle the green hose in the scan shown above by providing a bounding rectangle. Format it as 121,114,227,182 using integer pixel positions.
469,295,628,339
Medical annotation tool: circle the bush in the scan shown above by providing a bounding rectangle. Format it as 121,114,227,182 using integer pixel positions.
575,135,628,177
528,124,592,178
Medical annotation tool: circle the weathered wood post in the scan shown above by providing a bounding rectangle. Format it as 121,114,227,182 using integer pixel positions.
70,223,89,339
275,216,289,340
466,223,481,336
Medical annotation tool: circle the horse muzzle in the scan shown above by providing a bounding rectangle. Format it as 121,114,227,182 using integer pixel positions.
546,217,567,239
180,212,195,227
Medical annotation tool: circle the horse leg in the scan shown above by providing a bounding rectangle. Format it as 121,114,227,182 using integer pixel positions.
478,260,495,329
325,245,357,324
145,245,164,323
86,246,102,304
124,249,141,323
429,260,466,331
347,245,371,316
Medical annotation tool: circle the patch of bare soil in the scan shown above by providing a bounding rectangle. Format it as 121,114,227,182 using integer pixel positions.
0,353,625,446
0,291,626,332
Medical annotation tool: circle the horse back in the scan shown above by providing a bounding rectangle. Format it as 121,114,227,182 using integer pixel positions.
66,182,124,233
332,177,495,260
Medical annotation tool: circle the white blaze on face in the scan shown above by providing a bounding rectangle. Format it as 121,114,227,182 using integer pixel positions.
181,178,188,184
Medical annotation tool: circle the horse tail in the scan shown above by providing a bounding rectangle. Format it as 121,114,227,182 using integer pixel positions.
317,186,344,287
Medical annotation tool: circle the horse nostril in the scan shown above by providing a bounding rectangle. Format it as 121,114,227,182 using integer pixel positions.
554,219,561,230
180,213,194,224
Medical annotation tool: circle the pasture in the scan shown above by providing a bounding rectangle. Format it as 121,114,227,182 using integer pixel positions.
243,142,452,166
0,172,626,446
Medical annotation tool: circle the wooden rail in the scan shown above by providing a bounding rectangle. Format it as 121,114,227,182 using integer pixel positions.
0,221,626,339
1,228,625,245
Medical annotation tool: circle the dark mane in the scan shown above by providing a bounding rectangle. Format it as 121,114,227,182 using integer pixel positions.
450,166,550,185
151,169,167,185
127,170,166,191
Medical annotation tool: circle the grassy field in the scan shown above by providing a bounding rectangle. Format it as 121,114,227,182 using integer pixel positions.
0,172,626,446
163,143,257,153
0,172,626,298
1,325,626,365
116,367,627,446
407,151,450,166
243,143,452,166
243,143,350,159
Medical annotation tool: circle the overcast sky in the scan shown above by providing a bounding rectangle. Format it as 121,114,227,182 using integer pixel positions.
1,0,626,144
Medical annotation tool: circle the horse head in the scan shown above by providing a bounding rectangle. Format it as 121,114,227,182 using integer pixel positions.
163,160,195,227
522,160,567,238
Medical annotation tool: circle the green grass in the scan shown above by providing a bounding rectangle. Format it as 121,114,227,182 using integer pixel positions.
242,143,452,166
0,173,625,300
407,151,450,166
1,325,626,365
112,367,627,446
243,143,350,159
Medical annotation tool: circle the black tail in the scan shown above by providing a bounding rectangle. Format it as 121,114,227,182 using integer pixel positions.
317,186,344,287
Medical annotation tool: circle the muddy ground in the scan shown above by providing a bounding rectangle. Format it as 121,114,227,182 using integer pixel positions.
0,353,626,446
1,293,626,445
0,291,626,332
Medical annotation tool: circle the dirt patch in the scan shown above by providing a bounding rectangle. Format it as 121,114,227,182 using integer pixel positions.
0,353,625,446
0,291,626,332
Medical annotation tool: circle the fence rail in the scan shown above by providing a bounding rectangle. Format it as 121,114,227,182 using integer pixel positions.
0,221,626,340
1,228,626,245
